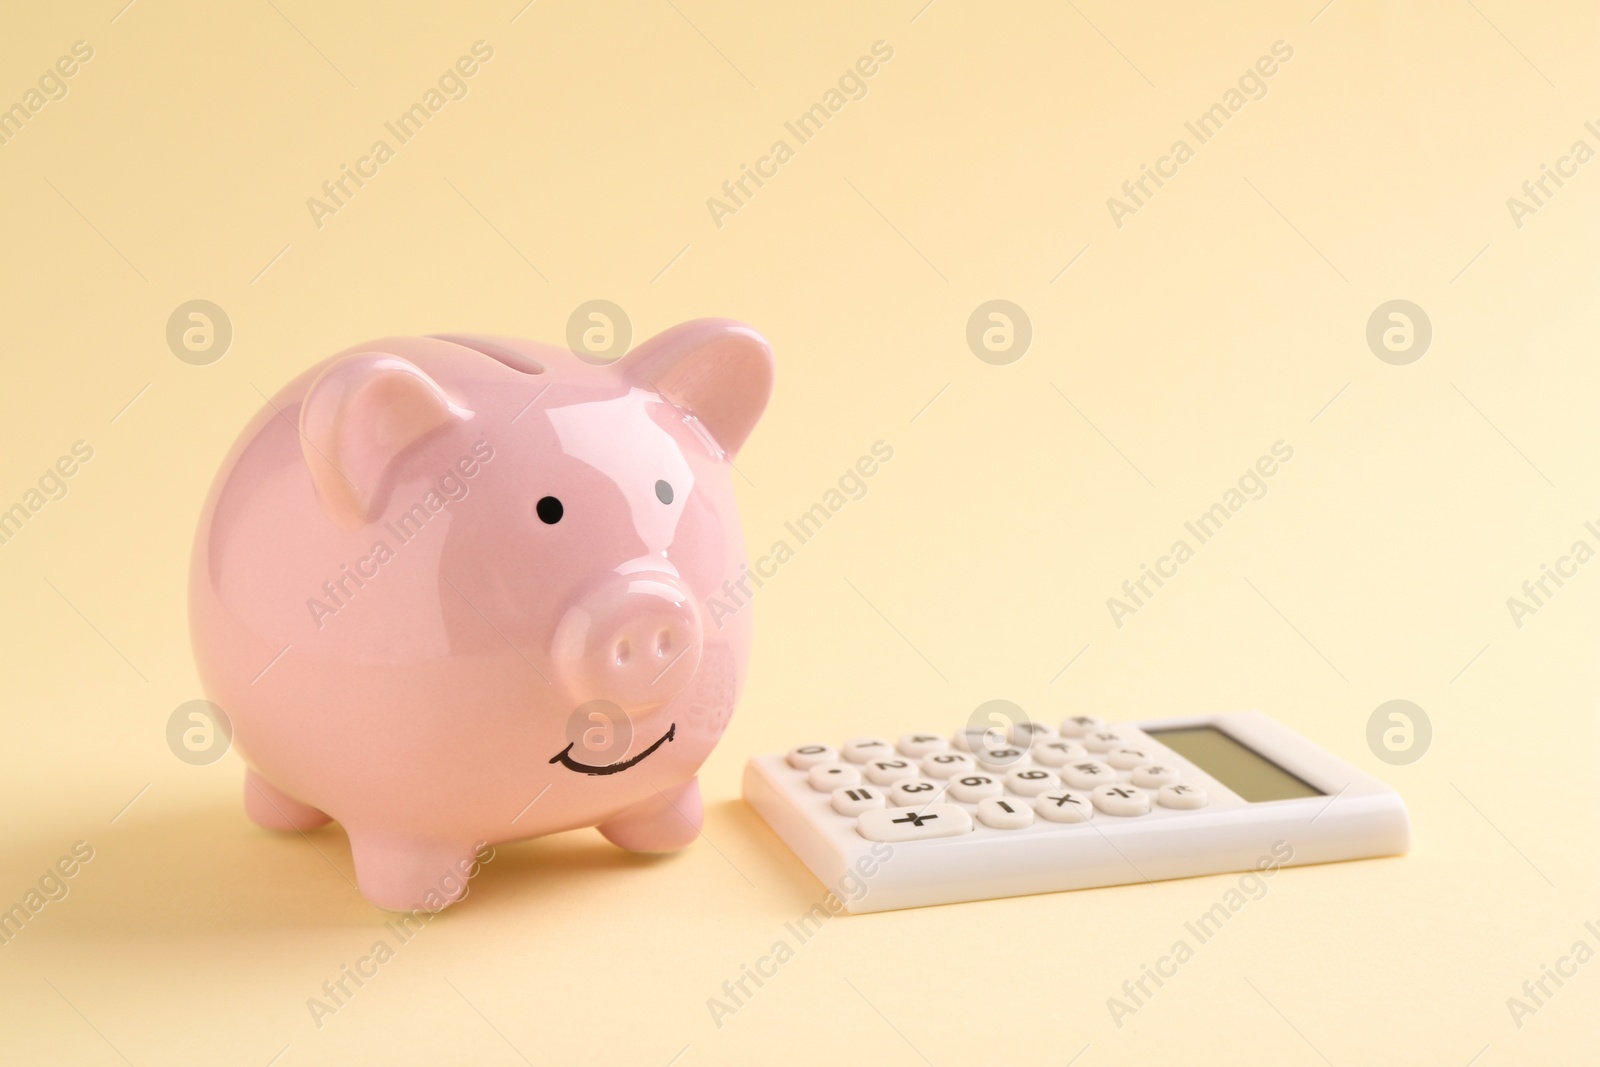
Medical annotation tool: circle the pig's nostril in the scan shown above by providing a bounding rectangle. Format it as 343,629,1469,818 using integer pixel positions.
614,639,631,667
655,628,673,658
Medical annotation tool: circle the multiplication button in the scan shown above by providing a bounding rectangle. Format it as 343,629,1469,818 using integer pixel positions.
786,744,837,769
1157,783,1208,810
977,796,1034,829
856,804,973,842
1091,784,1151,817
832,785,886,816
807,762,861,792
1034,790,1093,823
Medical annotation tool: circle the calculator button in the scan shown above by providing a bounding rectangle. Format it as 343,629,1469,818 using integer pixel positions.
889,779,947,806
951,727,1004,752
841,738,894,763
897,733,949,757
974,746,1031,772
1083,731,1130,753
1031,739,1088,767
1004,768,1060,796
856,804,973,842
1058,715,1105,737
786,744,837,769
864,758,918,785
1034,790,1094,823
1158,783,1209,810
920,751,977,779
1106,747,1153,771
831,785,886,816
1008,721,1058,746
977,796,1035,829
807,762,861,792
1091,784,1151,817
947,774,1004,802
1131,764,1182,788
1060,760,1117,789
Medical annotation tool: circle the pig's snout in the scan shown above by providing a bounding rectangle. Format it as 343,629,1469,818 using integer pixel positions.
552,569,704,714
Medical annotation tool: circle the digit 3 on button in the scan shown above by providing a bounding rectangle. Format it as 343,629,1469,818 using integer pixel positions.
888,779,945,807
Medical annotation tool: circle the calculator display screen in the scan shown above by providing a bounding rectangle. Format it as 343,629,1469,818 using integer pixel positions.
1144,726,1322,802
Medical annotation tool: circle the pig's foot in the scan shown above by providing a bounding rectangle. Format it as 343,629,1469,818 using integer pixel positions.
597,777,703,853
347,834,482,912
244,769,331,831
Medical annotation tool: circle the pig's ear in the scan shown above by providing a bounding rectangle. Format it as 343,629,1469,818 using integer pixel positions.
620,319,774,457
298,353,469,527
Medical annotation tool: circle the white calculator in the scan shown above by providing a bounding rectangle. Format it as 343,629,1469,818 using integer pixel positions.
743,711,1411,913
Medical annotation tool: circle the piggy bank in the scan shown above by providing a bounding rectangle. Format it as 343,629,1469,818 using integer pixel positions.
189,320,773,910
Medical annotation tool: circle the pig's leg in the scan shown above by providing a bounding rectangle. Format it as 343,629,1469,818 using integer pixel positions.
346,833,479,912
597,777,703,852
244,769,331,831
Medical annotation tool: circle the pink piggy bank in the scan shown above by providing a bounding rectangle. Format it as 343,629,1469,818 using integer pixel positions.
190,320,773,910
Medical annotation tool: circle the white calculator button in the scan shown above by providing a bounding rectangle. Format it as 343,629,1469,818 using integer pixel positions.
889,779,947,807
951,726,1005,752
1131,764,1182,788
864,758,919,785
1008,721,1058,746
1004,768,1060,797
831,785,886,816
807,762,861,792
1092,784,1151,817
977,796,1035,829
974,746,1031,772
1034,790,1094,823
841,737,894,764
786,744,837,769
856,803,972,842
1106,747,1153,771
1060,760,1117,789
897,733,949,757
1031,739,1088,767
1083,730,1129,753
947,773,1004,802
1158,783,1209,810
920,751,977,779
1058,715,1105,737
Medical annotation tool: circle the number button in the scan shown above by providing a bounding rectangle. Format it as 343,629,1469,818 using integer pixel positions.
865,759,918,785
1091,784,1151,817
1157,783,1208,810
856,804,973,842
1004,768,1060,797
1083,731,1129,753
842,737,893,763
807,762,861,792
889,779,946,807
977,796,1035,829
1031,739,1088,767
920,751,977,779
947,774,1004,802
1058,715,1105,737
974,746,1030,772
897,733,950,757
1060,760,1116,789
832,785,886,816
1106,747,1153,770
1008,721,1057,745
1034,790,1094,823
1131,764,1181,788
951,726,1005,752
786,744,837,770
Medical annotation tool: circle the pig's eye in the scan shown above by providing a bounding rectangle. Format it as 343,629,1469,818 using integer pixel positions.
536,496,564,524
655,480,673,505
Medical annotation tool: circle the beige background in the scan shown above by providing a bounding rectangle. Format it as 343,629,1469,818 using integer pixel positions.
1,0,1597,1063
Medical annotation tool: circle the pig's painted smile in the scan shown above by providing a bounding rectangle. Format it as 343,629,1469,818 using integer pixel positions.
549,723,677,775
